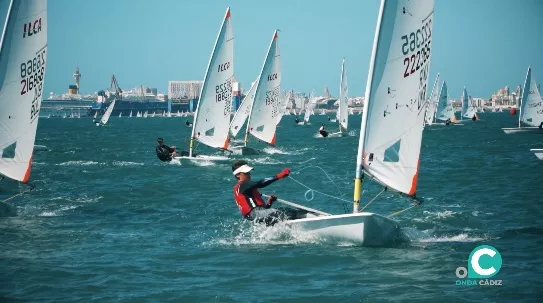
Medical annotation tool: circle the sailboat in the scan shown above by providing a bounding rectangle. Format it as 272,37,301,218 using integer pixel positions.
327,58,349,137
237,30,281,155
96,100,115,126
276,90,292,125
435,81,460,125
129,110,133,117
502,67,543,134
424,73,440,126
460,87,478,121
229,78,257,148
175,7,234,163
531,148,543,160
118,111,122,118
276,0,434,246
1,0,48,198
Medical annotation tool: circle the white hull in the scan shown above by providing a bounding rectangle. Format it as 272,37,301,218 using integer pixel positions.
531,149,543,160
173,154,231,163
286,212,400,246
230,145,262,155
502,127,541,134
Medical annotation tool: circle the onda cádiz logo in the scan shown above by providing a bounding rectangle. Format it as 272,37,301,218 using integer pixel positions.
455,245,503,286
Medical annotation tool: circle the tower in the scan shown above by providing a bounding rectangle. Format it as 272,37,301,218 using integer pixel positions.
73,64,81,93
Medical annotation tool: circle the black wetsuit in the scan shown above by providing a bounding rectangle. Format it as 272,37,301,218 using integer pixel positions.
295,118,300,124
472,115,476,121
156,144,173,162
539,122,543,129
185,121,192,126
445,118,451,126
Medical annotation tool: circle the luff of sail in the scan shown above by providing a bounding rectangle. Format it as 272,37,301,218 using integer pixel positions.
425,73,440,125
247,30,281,145
0,0,48,183
519,67,543,127
356,0,435,200
338,58,349,131
190,7,234,154
229,78,257,137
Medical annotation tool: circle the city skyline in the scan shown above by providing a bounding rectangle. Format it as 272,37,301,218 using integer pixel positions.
1,0,542,98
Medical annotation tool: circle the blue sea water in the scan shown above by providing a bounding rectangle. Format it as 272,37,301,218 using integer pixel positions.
1,112,542,302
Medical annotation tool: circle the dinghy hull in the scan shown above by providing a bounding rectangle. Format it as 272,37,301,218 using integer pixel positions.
502,127,541,134
173,154,231,163
530,149,543,160
285,212,400,246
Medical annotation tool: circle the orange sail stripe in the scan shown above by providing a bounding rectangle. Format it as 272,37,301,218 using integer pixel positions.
226,8,231,19
222,137,230,149
408,158,420,196
22,156,33,183
270,133,276,145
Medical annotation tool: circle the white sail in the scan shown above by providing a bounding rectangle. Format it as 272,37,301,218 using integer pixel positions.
0,0,48,183
357,0,435,196
435,81,456,122
519,67,543,127
304,101,314,123
337,58,349,131
100,100,116,125
276,90,291,125
424,73,440,125
229,78,257,137
129,110,132,117
247,30,281,145
190,7,234,152
118,112,122,118
461,87,477,119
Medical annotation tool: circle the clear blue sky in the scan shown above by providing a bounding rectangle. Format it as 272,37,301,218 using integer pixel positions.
1,0,542,98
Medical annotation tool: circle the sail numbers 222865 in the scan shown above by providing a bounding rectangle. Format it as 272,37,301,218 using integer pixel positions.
401,17,432,78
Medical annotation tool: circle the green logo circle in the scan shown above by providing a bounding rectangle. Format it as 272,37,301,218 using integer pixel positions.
467,245,502,278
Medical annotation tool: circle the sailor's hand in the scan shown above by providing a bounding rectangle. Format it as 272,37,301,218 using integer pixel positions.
276,168,290,179
268,195,277,206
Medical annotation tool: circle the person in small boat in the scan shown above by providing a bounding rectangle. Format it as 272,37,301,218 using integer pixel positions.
319,123,328,137
232,160,302,226
185,120,192,127
156,137,178,162
445,118,451,126
539,122,543,129
472,115,477,121
328,116,331,122
295,117,301,124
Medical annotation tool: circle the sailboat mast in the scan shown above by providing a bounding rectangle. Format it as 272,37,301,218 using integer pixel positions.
339,58,345,135
354,0,385,213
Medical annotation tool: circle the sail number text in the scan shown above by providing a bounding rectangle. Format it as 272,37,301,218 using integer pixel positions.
265,87,279,106
401,18,432,79
215,78,232,102
21,49,46,96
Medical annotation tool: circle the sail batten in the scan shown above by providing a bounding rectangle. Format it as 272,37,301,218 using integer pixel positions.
0,0,48,183
357,0,435,197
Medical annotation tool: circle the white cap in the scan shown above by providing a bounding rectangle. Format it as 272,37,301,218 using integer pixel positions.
233,164,253,176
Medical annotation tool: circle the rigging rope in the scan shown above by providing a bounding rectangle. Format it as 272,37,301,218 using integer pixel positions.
1,182,35,203
289,164,351,213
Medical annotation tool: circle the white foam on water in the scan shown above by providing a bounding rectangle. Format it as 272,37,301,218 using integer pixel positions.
251,157,283,165
112,161,144,167
262,146,291,155
58,161,100,166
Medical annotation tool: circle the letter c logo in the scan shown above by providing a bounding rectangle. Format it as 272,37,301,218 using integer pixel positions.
467,245,502,278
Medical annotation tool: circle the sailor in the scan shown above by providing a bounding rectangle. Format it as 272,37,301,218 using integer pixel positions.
185,120,193,127
445,118,451,126
319,123,328,137
472,115,477,121
295,117,300,124
539,122,543,129
232,160,299,226
156,137,178,162
328,116,331,122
